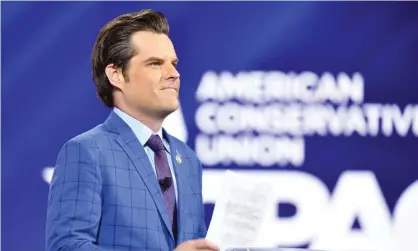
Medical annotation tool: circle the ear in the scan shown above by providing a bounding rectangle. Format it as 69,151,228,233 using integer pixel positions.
105,64,126,90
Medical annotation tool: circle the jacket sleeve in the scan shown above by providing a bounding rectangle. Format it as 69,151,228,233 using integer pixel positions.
197,160,208,238
45,138,105,251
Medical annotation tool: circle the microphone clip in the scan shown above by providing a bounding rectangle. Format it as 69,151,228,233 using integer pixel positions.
159,177,172,192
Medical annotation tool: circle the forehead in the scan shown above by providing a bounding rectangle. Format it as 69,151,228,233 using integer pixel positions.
130,31,177,60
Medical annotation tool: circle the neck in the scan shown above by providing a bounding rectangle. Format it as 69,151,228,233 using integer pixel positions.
114,104,164,133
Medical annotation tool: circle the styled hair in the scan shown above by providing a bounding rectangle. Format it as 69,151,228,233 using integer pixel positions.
91,9,169,107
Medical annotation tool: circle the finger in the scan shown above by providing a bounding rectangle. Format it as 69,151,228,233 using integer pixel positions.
193,239,219,250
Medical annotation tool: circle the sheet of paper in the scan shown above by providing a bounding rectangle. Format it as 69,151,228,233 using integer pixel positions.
206,170,275,251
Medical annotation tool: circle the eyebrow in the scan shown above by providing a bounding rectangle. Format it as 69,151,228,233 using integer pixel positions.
143,56,179,64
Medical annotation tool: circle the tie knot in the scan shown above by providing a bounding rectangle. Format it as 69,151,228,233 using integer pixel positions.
146,134,165,152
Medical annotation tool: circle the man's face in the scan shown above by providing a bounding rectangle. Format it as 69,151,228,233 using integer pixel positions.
121,31,180,119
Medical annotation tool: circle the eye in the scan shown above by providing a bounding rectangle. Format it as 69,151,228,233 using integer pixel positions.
150,62,161,68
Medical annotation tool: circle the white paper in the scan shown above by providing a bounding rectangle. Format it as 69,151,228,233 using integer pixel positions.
206,170,275,251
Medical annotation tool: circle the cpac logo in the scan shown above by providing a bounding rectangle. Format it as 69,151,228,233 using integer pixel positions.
202,170,418,251
42,106,189,183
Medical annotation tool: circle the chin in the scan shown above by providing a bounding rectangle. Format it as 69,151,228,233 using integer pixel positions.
167,99,179,110
167,104,179,113
158,103,179,118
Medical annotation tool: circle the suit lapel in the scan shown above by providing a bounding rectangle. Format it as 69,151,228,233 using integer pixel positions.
104,111,175,241
165,132,191,244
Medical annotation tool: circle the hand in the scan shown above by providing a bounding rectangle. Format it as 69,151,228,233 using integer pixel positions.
174,238,220,251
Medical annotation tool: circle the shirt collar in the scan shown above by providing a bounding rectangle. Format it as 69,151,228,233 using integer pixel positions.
113,107,170,153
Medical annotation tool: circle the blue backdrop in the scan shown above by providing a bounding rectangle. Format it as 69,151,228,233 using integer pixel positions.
3,2,418,251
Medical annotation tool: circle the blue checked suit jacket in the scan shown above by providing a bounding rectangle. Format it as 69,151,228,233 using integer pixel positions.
45,111,207,251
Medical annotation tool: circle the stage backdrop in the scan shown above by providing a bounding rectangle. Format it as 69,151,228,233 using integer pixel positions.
3,2,418,251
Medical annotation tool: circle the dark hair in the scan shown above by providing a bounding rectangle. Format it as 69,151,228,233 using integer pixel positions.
91,9,169,107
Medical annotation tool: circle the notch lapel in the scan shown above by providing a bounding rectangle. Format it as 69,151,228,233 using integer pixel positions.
165,132,191,244
104,112,175,241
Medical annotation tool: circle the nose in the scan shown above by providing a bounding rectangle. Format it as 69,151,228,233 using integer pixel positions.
165,64,180,80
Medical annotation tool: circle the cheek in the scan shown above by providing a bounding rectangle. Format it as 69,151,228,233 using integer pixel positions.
144,71,163,95
127,70,160,98
145,69,162,84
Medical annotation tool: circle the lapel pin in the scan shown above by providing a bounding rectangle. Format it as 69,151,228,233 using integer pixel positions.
175,150,182,164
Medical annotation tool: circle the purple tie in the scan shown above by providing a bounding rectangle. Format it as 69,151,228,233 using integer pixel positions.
146,134,177,235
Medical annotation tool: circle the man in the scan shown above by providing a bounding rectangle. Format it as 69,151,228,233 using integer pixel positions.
45,9,219,251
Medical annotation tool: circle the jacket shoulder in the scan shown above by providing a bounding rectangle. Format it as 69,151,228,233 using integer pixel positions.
58,124,111,154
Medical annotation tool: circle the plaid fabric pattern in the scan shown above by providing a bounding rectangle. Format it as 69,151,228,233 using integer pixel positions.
45,111,207,251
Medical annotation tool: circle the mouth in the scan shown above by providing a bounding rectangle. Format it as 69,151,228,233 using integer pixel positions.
161,87,178,92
